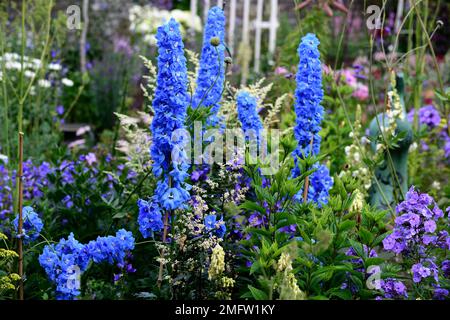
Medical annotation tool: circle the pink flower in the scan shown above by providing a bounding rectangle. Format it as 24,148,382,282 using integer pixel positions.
341,69,357,87
85,152,97,166
353,83,369,101
274,66,288,75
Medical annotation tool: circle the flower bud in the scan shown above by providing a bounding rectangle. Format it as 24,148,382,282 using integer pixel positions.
210,37,220,47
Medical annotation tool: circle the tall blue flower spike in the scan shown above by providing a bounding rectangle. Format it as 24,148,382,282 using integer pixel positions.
291,33,333,206
138,18,191,238
192,6,226,126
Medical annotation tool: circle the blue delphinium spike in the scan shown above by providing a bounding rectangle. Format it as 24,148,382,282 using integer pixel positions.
192,6,226,126
291,33,333,206
138,18,191,238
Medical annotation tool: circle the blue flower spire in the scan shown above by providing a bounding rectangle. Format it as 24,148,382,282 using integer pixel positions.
138,18,191,238
236,91,263,140
192,6,226,126
291,33,333,206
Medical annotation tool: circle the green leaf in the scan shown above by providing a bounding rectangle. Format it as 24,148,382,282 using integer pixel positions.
247,285,269,300
358,228,374,245
364,257,385,268
240,201,266,215
339,220,356,232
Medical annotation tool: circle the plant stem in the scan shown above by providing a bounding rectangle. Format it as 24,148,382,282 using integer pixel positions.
17,132,24,300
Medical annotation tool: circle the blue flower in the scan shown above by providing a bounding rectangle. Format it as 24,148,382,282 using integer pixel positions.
204,214,226,238
39,230,135,300
144,17,191,221
237,91,263,141
192,6,226,126
291,33,332,206
137,199,164,238
39,233,90,300
13,206,43,243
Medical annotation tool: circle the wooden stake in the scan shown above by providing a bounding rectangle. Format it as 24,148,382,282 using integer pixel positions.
303,135,314,203
17,132,24,300
157,211,170,288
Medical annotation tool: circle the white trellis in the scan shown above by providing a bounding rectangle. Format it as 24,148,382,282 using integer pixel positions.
191,0,279,76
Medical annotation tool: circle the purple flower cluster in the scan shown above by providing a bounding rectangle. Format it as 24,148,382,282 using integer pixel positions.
382,187,448,255
407,105,441,129
0,161,53,220
411,259,439,283
382,187,449,299
376,278,408,300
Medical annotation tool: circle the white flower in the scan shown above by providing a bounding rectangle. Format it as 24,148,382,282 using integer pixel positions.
431,181,441,190
62,78,74,87
360,136,370,145
0,154,8,164
24,70,36,78
48,62,62,71
38,79,51,88
5,61,21,70
409,142,418,152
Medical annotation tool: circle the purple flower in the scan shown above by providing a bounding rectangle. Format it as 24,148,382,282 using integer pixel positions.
433,287,449,300
407,105,441,129
85,153,97,166
424,220,436,233
56,105,65,116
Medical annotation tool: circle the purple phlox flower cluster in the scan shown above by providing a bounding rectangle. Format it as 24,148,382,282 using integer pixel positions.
291,34,333,206
442,260,450,278
433,285,449,300
137,198,164,238
192,6,226,126
440,127,450,159
411,259,439,283
39,229,135,300
341,245,379,294
407,105,441,129
376,278,408,300
345,245,378,270
204,214,226,238
13,206,43,243
236,91,263,142
382,187,448,255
